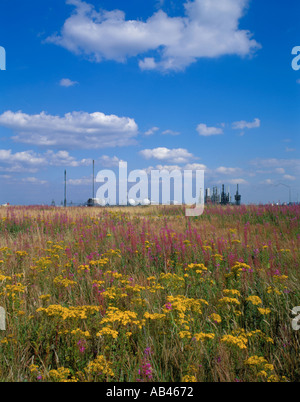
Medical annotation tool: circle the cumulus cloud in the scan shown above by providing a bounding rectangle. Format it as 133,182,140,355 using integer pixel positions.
21,177,48,185
143,162,207,174
0,149,91,172
227,178,248,185
47,0,260,72
140,147,195,164
161,129,180,136
99,155,122,167
59,78,78,87
215,166,243,175
144,127,159,136
251,158,300,169
0,110,138,149
260,179,274,185
196,123,223,137
215,178,248,185
232,118,260,130
283,174,296,181
67,176,93,186
184,163,207,171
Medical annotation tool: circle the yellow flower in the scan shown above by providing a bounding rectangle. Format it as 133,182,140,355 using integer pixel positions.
49,367,77,382
29,364,39,373
209,313,222,323
39,294,51,301
218,297,240,306
16,250,28,257
17,310,25,316
70,328,91,338
97,327,118,339
221,334,247,349
53,275,77,288
144,312,166,320
245,356,267,366
246,295,263,306
85,355,114,378
258,308,271,315
182,375,197,382
193,332,215,341
223,289,241,297
178,331,192,339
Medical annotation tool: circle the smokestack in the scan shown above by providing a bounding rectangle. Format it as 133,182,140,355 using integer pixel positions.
93,160,95,199
64,170,67,207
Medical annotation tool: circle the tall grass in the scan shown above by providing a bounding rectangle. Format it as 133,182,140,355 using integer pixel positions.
0,204,299,382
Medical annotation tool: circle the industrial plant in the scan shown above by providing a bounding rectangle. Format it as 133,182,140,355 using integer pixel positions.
205,184,242,206
63,162,243,207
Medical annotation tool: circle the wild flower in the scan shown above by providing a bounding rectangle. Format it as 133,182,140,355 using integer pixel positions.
144,312,166,320
97,327,119,339
221,334,248,350
53,275,77,288
257,308,271,315
84,355,114,379
209,313,222,324
48,367,77,382
182,375,197,382
137,347,153,382
246,295,263,306
218,297,240,306
193,332,215,341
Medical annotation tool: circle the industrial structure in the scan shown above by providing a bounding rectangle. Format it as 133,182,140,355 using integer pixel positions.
63,163,242,207
205,184,242,206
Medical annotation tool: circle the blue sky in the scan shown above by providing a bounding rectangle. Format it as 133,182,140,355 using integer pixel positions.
0,0,299,205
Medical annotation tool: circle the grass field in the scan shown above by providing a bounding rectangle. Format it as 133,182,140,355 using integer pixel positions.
0,204,299,382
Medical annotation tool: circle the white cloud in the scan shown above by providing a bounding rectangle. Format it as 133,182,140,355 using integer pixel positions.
275,168,285,174
196,124,223,137
0,149,44,166
0,149,91,172
215,178,248,185
260,179,274,185
46,150,92,167
215,166,243,175
251,158,300,169
161,129,180,136
143,162,207,175
227,178,248,185
232,118,260,130
47,0,260,72
144,127,159,136
59,78,78,87
0,110,138,149
283,174,296,181
154,164,183,172
184,163,207,171
21,177,48,185
99,155,122,167
140,147,195,164
67,176,92,186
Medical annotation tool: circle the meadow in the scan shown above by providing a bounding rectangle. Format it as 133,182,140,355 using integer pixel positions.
0,204,299,382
